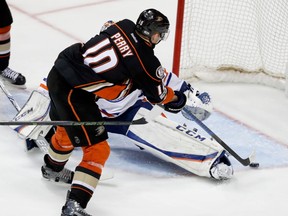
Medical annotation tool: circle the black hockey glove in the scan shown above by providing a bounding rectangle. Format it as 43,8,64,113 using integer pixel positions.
164,91,187,113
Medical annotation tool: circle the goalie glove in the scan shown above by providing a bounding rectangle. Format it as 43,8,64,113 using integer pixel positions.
181,83,213,121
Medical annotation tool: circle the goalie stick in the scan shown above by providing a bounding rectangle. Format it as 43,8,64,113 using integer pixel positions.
0,118,147,126
182,106,255,166
0,79,21,112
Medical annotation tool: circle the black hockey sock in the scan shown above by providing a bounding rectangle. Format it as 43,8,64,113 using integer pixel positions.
44,154,66,172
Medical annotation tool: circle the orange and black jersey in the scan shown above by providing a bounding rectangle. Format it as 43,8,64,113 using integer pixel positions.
54,19,174,104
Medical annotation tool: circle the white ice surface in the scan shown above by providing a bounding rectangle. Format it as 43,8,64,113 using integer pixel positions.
1,1,288,215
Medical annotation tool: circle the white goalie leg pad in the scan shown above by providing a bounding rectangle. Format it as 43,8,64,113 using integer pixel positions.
11,90,52,140
127,107,225,178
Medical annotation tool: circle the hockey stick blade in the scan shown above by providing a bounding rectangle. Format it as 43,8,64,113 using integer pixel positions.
0,117,148,126
183,107,253,166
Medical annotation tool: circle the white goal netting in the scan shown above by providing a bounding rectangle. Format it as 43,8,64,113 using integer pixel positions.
177,0,288,91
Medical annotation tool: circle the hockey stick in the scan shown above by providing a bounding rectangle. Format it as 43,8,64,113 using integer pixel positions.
182,107,255,166
0,79,21,112
0,117,148,126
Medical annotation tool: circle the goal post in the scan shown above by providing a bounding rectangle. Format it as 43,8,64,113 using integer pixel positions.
173,0,288,91
172,0,185,76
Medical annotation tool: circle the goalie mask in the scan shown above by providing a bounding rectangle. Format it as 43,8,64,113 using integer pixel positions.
136,8,170,43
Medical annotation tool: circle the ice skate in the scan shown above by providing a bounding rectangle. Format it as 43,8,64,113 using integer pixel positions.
210,153,234,180
0,67,26,87
210,162,234,180
61,191,92,216
41,165,74,184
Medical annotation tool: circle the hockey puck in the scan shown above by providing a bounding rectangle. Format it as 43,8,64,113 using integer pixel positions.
249,162,260,168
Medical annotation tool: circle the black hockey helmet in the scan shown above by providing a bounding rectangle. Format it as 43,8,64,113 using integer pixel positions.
136,9,170,42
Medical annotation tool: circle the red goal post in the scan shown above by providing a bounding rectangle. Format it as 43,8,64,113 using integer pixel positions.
173,0,288,93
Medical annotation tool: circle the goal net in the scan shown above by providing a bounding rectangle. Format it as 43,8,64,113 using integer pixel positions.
173,0,288,93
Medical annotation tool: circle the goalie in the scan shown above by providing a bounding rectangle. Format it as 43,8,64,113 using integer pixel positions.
14,70,233,181
96,71,234,180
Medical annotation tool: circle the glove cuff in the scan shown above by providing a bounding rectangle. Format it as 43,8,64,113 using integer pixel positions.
164,91,187,113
